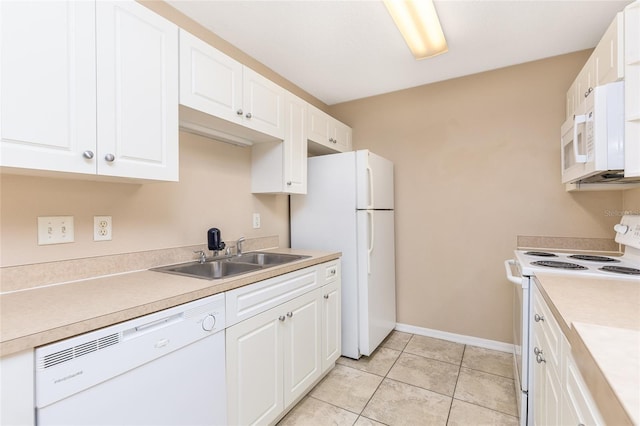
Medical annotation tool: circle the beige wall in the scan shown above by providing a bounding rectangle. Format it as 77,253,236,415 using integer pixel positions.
329,51,625,344
623,188,640,212
0,133,289,266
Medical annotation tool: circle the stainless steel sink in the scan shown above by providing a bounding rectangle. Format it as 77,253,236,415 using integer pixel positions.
151,252,310,280
153,260,262,280
228,252,310,266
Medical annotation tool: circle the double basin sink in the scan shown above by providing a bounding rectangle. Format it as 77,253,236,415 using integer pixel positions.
152,252,310,280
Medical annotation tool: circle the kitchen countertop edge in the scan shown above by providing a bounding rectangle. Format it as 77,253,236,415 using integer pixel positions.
534,273,639,426
0,249,341,357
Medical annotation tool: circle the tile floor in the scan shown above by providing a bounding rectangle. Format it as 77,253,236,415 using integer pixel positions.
278,331,519,426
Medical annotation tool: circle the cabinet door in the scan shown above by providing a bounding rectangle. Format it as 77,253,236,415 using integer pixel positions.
321,279,341,371
594,13,624,86
284,92,307,194
179,30,243,124
532,326,562,426
242,67,285,140
96,1,179,181
0,0,96,174
332,120,352,152
282,289,322,408
307,104,330,144
226,308,284,426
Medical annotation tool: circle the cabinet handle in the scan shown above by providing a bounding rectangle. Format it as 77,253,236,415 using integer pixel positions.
533,347,542,356
536,354,546,364
279,315,285,321
323,294,329,299
82,150,94,159
104,153,115,162
286,312,293,318
236,109,243,116
534,313,544,322
245,112,252,119
584,87,593,98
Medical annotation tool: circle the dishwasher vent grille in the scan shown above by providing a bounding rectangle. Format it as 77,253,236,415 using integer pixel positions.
38,333,120,369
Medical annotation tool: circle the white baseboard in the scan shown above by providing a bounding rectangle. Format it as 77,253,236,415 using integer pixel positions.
395,323,514,353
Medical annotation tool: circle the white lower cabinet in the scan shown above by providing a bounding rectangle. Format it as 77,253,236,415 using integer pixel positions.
532,282,604,426
226,260,341,425
0,350,35,426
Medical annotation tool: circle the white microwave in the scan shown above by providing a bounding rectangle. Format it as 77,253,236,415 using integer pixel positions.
561,81,624,184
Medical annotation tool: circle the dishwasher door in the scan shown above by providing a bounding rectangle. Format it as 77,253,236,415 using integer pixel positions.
36,294,226,426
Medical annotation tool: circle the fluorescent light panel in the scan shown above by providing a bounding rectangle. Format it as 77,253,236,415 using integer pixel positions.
384,0,448,59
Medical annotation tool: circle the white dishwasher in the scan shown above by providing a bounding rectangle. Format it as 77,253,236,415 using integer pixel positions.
35,293,226,426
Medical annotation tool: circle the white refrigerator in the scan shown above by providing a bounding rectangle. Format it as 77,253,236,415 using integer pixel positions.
291,150,396,359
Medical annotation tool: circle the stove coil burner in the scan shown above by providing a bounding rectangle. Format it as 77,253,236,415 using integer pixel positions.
531,261,588,270
525,251,558,257
599,266,640,276
568,255,620,263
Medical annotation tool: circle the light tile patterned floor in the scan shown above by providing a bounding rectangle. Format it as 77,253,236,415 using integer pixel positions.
278,331,519,426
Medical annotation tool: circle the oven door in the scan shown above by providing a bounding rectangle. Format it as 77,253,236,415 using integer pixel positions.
505,260,530,426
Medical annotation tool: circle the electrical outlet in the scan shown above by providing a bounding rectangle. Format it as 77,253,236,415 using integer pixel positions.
37,216,75,245
253,213,261,229
94,216,112,241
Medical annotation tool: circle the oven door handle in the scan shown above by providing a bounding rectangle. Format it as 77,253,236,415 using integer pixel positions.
504,260,523,285
573,114,587,164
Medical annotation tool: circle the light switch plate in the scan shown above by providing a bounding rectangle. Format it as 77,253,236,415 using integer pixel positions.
37,216,74,245
253,213,261,229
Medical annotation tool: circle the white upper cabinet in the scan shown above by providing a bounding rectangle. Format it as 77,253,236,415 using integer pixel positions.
0,1,179,182
251,92,307,194
96,1,179,181
565,12,624,121
594,13,625,87
307,104,352,154
625,1,640,177
179,30,243,124
179,30,285,144
0,1,97,175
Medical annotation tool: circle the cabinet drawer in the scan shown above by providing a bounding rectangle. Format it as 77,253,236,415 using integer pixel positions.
323,261,339,284
533,286,563,371
226,265,320,327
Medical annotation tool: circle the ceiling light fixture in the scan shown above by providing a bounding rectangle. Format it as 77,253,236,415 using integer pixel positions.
383,0,448,60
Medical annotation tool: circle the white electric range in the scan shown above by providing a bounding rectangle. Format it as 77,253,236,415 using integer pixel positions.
505,214,640,426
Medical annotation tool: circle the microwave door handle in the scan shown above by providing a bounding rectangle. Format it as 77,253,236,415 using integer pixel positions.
573,114,587,163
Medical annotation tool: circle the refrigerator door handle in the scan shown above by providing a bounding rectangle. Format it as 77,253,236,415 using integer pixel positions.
366,165,374,209
367,210,374,274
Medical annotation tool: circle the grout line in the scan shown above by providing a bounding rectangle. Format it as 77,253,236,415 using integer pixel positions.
445,344,466,424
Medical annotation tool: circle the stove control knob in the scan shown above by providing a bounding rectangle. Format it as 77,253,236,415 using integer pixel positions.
614,224,629,235
202,314,216,331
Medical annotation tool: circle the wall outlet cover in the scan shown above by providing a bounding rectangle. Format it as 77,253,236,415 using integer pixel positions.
94,216,112,241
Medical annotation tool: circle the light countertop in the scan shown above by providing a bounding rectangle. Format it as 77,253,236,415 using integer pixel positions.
0,248,340,357
535,273,640,425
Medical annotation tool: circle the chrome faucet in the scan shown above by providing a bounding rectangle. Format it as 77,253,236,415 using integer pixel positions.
236,237,246,256
193,250,207,264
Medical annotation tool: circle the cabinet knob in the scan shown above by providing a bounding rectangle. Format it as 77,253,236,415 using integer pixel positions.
533,347,542,356
534,313,544,322
323,294,329,299
584,87,593,98
286,181,292,186
236,109,243,116
536,354,546,364
286,312,293,318
245,112,252,119
104,153,115,162
279,315,285,321
82,150,94,159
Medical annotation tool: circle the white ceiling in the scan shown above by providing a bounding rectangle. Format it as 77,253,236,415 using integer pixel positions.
167,0,632,105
